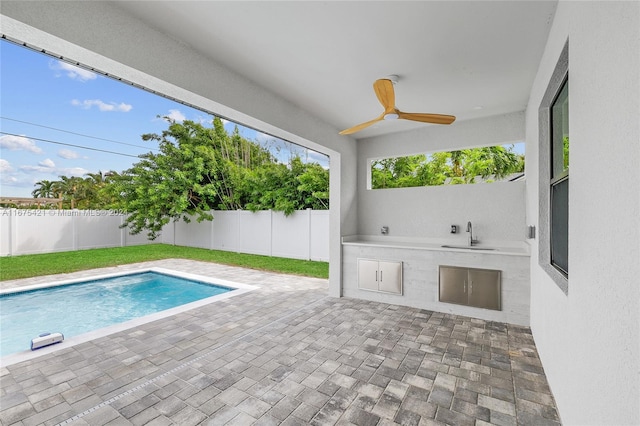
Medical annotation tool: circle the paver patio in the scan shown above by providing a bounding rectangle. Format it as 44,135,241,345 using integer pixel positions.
0,259,560,425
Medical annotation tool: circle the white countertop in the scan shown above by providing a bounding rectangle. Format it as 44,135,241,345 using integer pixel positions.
342,235,530,257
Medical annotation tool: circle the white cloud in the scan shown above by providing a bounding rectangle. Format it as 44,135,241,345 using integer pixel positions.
195,114,212,125
58,149,79,159
19,158,56,173
39,158,56,168
0,174,19,184
164,109,186,122
0,134,43,154
49,60,97,82
71,99,133,112
61,167,89,177
18,161,88,177
19,165,52,173
0,159,13,173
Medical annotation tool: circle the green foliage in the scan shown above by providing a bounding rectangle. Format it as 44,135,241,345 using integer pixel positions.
115,118,234,239
243,157,329,214
29,117,330,238
371,145,524,189
31,179,55,198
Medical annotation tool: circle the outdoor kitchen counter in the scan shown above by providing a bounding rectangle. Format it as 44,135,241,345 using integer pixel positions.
341,235,531,325
342,235,530,257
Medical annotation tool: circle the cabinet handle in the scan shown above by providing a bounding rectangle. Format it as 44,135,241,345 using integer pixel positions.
469,280,473,295
380,270,383,282
375,270,378,282
464,280,467,293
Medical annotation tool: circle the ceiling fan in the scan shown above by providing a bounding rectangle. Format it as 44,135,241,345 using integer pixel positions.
339,75,456,135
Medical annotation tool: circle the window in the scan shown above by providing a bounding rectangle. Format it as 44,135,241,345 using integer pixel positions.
369,143,525,190
550,80,569,276
539,41,569,294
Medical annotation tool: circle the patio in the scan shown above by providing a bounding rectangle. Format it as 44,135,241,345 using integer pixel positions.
0,260,559,425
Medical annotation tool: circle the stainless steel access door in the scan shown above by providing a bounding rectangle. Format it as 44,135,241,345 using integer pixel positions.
467,267,501,311
439,266,469,306
439,265,501,311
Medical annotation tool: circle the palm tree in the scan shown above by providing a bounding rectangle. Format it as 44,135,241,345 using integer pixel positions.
32,180,55,198
85,171,107,186
52,176,83,209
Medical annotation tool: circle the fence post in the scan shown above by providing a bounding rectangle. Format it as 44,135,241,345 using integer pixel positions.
306,208,312,260
236,209,241,253
120,215,126,247
269,209,273,257
210,210,214,250
72,209,79,251
9,208,16,256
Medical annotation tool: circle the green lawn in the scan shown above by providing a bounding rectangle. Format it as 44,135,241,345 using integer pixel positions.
0,244,329,281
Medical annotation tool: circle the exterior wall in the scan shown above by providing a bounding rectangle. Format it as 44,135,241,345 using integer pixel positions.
0,1,357,295
525,2,640,424
357,180,526,244
357,112,527,243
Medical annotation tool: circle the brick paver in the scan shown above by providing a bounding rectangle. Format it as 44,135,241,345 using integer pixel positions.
0,259,560,425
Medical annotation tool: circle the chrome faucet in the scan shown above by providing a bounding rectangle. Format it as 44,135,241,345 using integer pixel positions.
467,221,479,246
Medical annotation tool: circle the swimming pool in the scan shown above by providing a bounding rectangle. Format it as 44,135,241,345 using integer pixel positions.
0,268,256,360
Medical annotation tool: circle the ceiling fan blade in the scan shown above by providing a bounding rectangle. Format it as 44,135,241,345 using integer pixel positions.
339,114,384,135
397,111,456,125
373,79,396,112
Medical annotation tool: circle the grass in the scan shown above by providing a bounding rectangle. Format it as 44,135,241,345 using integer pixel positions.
0,244,329,281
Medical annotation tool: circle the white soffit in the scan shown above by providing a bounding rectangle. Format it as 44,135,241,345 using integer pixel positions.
113,1,557,139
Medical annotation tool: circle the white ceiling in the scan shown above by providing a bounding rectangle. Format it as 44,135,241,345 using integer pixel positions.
114,1,557,139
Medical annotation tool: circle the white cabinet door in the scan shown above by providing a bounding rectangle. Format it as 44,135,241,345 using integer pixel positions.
357,259,379,291
358,259,402,294
378,261,402,294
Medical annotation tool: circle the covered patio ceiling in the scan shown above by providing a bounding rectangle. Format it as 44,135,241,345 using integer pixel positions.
113,1,557,139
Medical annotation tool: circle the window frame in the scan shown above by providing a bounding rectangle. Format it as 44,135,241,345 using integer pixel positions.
367,143,526,190
538,41,569,294
549,77,569,277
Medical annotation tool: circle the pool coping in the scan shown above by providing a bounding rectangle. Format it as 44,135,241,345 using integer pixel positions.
0,267,258,367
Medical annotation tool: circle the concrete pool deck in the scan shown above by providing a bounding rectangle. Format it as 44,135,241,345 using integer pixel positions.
0,259,560,425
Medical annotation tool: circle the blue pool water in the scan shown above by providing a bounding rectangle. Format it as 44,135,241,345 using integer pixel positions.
0,271,232,357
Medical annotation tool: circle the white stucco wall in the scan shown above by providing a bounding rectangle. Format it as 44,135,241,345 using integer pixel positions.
0,1,359,296
357,112,527,243
525,2,640,424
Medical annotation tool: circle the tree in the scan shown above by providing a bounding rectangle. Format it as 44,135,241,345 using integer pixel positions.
371,155,426,189
371,145,524,189
51,176,84,208
116,117,289,239
32,180,55,198
30,117,331,237
459,146,522,183
296,161,329,210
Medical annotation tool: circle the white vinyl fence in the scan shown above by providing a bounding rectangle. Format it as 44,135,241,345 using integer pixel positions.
0,208,329,261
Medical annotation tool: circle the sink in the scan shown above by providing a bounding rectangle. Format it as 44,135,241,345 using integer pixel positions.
441,245,496,251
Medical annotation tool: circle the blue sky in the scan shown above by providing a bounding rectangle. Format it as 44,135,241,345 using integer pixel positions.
0,40,329,198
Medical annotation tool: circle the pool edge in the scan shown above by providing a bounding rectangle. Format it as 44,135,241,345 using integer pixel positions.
0,266,258,367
